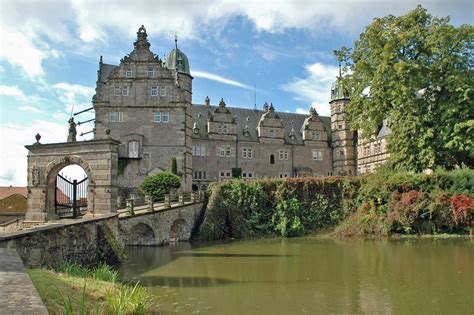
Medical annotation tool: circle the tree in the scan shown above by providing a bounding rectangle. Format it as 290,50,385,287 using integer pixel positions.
335,5,473,171
169,156,178,175
140,172,181,200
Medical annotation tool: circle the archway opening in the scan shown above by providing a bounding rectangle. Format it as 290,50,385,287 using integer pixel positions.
170,219,187,242
55,165,88,218
126,223,156,245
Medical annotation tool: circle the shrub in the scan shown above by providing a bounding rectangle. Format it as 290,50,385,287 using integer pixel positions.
140,172,181,200
56,262,90,278
169,157,178,175
451,194,474,226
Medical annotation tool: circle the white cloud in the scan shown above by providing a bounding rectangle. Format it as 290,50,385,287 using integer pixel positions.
281,62,338,116
53,82,95,114
0,118,94,186
0,85,27,100
19,105,42,113
191,70,252,90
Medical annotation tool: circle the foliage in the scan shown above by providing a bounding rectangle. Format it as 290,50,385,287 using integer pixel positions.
92,262,118,283
335,167,474,236
198,177,359,240
118,159,129,176
140,172,181,200
335,5,474,171
56,261,90,278
104,282,153,315
57,280,95,315
169,157,178,175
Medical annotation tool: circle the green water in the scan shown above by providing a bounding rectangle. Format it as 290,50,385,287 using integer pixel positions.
119,237,474,314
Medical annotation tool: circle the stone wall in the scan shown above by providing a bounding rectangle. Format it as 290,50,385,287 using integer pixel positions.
120,202,204,245
0,214,123,268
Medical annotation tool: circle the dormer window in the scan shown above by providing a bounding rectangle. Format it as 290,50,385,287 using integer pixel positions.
311,132,320,140
125,68,132,77
269,130,275,137
148,68,154,77
128,141,139,158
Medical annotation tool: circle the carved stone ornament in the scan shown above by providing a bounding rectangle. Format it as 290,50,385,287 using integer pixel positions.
32,165,40,186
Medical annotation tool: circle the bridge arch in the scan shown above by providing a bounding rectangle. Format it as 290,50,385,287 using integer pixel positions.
126,223,156,245
169,218,188,242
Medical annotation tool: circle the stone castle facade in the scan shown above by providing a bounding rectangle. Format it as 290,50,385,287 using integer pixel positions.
92,26,390,198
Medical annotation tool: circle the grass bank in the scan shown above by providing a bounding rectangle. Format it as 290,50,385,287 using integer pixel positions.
197,167,473,240
28,263,157,314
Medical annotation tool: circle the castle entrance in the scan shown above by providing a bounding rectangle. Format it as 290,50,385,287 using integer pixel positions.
55,165,89,218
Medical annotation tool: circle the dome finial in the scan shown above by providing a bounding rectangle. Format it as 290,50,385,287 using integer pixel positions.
338,63,342,78
175,33,178,50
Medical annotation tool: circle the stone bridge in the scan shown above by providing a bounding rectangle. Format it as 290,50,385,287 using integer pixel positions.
118,200,204,246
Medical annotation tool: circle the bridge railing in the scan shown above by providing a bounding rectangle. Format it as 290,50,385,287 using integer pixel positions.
117,191,205,217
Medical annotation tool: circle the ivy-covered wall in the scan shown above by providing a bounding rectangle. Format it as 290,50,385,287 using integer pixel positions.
198,168,474,240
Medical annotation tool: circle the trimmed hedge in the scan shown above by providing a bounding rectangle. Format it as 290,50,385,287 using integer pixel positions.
139,172,180,200
197,167,474,240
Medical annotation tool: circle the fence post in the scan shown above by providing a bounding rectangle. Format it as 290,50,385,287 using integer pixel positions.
72,179,79,218
126,198,135,215
147,195,154,212
178,193,184,205
164,195,171,208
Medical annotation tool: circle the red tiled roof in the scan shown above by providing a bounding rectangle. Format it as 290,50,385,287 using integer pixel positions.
0,186,27,200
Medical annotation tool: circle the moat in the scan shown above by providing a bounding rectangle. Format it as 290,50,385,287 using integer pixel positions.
119,237,474,314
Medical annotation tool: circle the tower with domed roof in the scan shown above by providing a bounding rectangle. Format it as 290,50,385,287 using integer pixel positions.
92,26,194,198
330,74,356,176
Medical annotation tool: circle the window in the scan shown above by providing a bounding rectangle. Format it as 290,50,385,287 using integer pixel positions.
279,150,288,160
242,148,253,159
109,112,123,122
148,68,154,77
310,132,320,140
269,130,275,137
122,85,129,96
218,125,228,134
270,154,275,165
160,85,167,96
357,166,361,175
279,172,290,178
128,141,139,158
242,172,254,179
162,112,169,123
219,146,231,157
154,112,169,123
312,150,323,161
338,105,342,112
151,86,158,96
364,145,371,157
340,150,345,156
374,142,382,154
338,124,343,129
219,170,231,179
193,170,207,180
125,68,132,77
114,86,121,96
365,164,371,173
192,145,206,156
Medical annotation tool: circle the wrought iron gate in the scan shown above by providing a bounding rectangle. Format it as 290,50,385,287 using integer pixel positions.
55,174,88,218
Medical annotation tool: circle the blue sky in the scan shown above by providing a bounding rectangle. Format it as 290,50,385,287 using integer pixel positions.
0,0,472,186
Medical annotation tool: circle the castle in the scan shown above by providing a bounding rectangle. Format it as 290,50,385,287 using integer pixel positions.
92,26,390,199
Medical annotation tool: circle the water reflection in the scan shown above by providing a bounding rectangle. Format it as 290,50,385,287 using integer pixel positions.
119,237,474,315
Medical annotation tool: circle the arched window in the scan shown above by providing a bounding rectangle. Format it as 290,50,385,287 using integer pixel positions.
128,141,139,158
270,154,275,165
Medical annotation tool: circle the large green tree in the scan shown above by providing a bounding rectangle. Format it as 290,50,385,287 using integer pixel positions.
335,5,473,171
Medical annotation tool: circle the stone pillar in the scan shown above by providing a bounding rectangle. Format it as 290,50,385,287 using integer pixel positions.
164,195,171,208
190,191,196,203
178,193,184,205
147,195,154,212
126,198,135,215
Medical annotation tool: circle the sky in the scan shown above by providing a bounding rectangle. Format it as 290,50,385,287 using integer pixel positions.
0,0,472,186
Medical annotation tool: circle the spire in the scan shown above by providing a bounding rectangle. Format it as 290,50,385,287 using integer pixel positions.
219,98,226,108
338,63,342,78
175,34,178,50
204,96,210,108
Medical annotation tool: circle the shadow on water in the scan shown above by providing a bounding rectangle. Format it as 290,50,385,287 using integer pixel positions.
137,275,236,288
172,252,294,258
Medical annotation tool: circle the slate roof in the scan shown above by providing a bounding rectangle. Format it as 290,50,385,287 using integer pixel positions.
191,104,331,144
99,63,117,83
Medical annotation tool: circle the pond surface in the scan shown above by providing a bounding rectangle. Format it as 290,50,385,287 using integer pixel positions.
119,237,474,314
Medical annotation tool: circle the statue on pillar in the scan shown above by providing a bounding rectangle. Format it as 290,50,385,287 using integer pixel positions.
67,117,77,142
